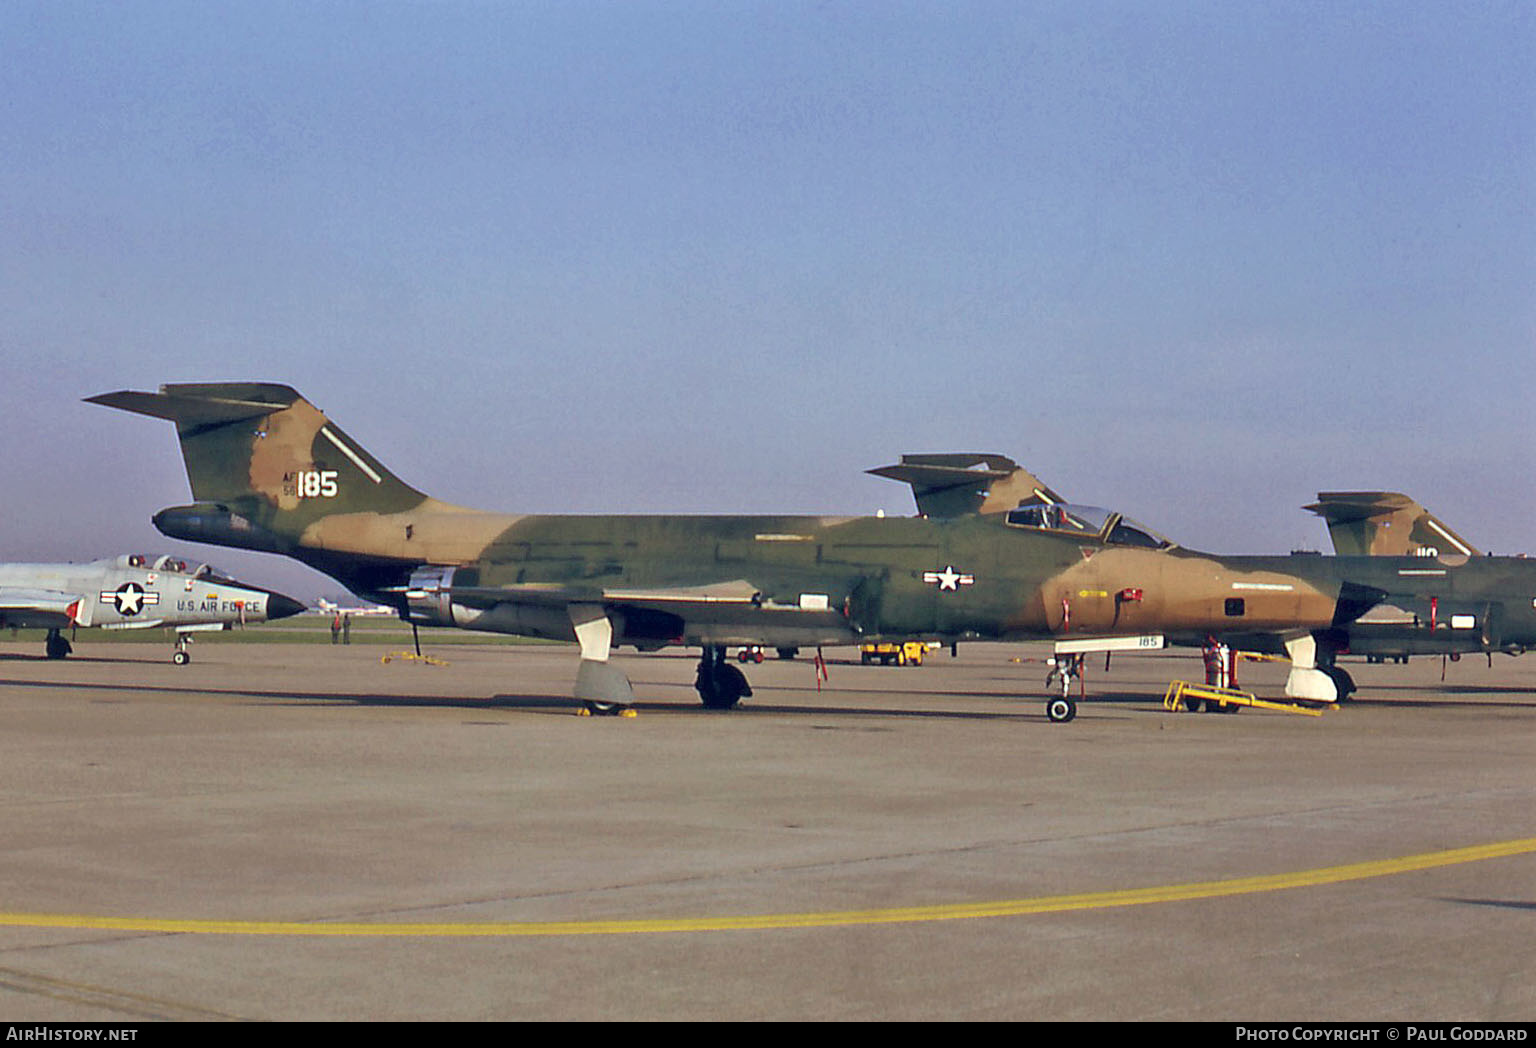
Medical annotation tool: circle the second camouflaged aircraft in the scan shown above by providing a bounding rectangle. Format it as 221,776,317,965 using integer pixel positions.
90,383,1508,721
1302,490,1536,664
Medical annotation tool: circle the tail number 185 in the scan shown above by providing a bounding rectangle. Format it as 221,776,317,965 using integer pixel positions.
294,470,339,499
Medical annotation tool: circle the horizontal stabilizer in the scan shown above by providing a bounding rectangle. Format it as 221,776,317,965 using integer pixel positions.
868,453,1063,518
86,384,303,430
1304,491,1478,558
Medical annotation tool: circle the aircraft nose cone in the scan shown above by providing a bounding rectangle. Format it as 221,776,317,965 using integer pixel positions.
265,592,306,621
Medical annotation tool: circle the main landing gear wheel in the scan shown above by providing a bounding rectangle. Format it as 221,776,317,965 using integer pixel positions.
1321,665,1356,702
583,700,626,716
44,629,71,660
696,646,752,709
173,650,190,666
1045,697,1077,723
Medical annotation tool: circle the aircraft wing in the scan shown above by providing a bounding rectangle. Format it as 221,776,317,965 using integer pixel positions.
0,588,86,630
404,576,857,647
455,579,761,606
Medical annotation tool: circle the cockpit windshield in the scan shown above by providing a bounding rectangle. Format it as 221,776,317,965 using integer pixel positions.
1005,503,1173,549
1005,503,1110,535
1104,516,1172,549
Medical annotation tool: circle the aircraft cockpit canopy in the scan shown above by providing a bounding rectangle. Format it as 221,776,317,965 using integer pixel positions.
1004,503,1174,549
192,563,237,582
112,554,232,578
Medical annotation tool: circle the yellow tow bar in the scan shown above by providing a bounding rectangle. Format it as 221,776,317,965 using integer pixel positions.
1163,680,1334,717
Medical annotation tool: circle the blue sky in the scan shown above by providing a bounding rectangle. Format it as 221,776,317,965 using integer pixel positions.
2,2,1532,599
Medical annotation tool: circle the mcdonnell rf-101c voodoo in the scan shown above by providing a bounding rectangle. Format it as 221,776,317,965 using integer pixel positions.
0,554,305,662
874,463,1536,685
1305,490,1480,560
89,383,1534,721
875,461,1536,689
1302,491,1536,665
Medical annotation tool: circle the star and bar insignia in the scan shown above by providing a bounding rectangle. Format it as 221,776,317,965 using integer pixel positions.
99,582,160,616
922,565,975,591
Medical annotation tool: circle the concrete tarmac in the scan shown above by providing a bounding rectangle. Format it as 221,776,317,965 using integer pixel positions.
0,639,1531,1021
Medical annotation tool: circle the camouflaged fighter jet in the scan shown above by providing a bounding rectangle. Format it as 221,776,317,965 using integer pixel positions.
0,554,305,663
91,382,1496,721
1305,491,1479,560
876,463,1536,688
1301,492,1536,664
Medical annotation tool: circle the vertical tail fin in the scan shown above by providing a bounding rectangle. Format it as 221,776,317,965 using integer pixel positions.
87,383,428,544
1304,491,1479,558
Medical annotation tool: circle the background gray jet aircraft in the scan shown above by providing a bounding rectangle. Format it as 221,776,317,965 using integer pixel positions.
0,554,304,663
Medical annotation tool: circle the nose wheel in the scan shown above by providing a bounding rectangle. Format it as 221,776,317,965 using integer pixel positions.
1042,653,1083,722
1045,696,1077,723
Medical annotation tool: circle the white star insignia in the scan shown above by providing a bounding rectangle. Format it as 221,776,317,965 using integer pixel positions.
100,582,160,616
923,565,975,591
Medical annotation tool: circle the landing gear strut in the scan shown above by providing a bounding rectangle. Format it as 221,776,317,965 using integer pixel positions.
568,603,636,716
1284,633,1358,703
1043,653,1083,722
173,632,192,665
696,645,753,709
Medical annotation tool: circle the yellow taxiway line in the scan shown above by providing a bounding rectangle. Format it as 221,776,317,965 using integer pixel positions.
5,836,1532,938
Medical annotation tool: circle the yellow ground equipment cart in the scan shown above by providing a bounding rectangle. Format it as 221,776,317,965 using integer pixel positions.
860,641,927,666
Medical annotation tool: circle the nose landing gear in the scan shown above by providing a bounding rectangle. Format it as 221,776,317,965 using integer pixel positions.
1043,653,1084,722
